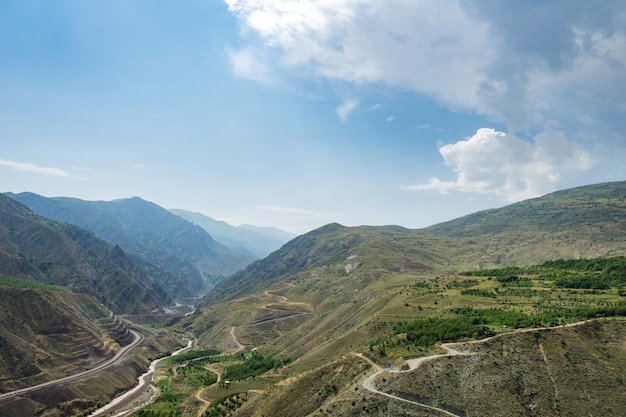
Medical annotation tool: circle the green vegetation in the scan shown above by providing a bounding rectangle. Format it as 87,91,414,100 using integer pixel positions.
462,256,626,290
446,279,479,289
163,349,220,365
130,393,185,417
222,352,291,381
460,288,496,298
367,257,626,355
453,304,626,327
392,317,492,348
201,393,248,417
372,301,626,354
0,274,65,291
176,361,218,387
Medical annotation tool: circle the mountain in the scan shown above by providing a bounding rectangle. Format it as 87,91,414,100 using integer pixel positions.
170,208,295,258
0,193,170,313
0,278,133,393
8,193,255,295
423,180,626,266
203,180,626,308
0,275,183,417
239,223,297,243
181,181,626,416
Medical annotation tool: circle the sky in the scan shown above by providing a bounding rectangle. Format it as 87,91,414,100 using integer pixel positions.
1,0,625,234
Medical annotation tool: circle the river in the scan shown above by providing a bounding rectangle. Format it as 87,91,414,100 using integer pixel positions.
89,338,193,417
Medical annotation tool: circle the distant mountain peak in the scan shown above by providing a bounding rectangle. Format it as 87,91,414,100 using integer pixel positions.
170,208,296,259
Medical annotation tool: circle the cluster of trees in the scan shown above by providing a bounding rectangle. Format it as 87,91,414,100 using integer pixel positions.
176,361,218,387
222,352,291,381
373,301,626,355
460,266,530,277
164,349,220,365
452,307,552,328
452,303,626,328
496,275,533,287
460,288,497,298
376,317,494,350
460,256,626,290
202,393,248,417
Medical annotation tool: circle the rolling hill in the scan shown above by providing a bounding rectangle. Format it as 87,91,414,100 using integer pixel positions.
8,193,255,295
180,180,626,417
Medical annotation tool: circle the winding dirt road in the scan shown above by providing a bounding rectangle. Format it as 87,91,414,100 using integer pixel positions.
356,320,594,416
230,326,246,353
195,367,220,417
0,329,144,400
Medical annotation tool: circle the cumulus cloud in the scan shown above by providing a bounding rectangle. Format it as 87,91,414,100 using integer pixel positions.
224,0,626,133
336,98,358,122
402,128,593,201
225,0,490,110
0,160,87,180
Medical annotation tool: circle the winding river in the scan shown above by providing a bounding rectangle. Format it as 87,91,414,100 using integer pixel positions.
89,338,193,417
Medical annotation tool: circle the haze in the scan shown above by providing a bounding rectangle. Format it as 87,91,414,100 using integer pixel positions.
1,0,625,234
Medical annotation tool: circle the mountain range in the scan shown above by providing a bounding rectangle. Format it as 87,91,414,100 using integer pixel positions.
2,180,626,416
7,193,258,296
185,180,626,416
170,208,295,258
0,193,170,314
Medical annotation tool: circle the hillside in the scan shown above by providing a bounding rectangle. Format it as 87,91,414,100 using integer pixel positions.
170,208,295,258
196,181,626,351
0,193,170,313
202,222,445,306
0,275,183,417
0,278,133,393
174,181,626,417
423,180,626,266
8,193,255,294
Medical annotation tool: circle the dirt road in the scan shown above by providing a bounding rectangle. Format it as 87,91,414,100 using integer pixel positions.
357,320,594,416
0,329,143,400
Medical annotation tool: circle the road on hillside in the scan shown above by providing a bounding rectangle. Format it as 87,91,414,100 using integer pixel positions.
356,319,595,417
0,329,144,400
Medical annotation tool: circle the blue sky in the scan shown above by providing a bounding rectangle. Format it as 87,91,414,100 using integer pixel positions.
1,0,625,234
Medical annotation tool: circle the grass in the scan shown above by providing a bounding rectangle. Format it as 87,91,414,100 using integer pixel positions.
0,274,66,291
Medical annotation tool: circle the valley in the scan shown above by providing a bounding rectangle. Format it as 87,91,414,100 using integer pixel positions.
1,181,626,416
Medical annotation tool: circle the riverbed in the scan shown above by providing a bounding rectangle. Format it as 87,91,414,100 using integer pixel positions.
89,338,193,417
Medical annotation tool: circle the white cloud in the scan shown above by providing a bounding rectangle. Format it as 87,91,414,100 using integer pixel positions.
225,0,491,110
224,0,626,134
336,98,358,122
226,47,273,84
386,115,395,122
402,128,594,201
0,160,87,180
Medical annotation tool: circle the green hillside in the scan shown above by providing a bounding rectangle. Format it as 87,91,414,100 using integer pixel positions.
176,181,626,417
3,181,626,417
423,180,626,266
